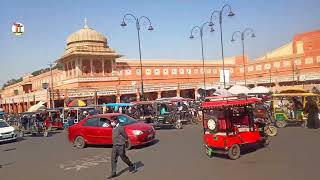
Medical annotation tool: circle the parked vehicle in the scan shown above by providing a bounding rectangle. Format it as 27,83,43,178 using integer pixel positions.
18,112,50,137
132,101,183,129
62,107,99,129
44,108,64,130
68,113,156,149
271,88,320,128
0,119,18,143
202,97,270,160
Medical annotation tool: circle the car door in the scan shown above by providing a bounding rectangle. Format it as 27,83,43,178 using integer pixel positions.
96,118,113,144
81,117,99,144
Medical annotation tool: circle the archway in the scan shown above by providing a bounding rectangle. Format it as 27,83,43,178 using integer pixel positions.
144,92,158,101
120,94,137,103
98,95,116,104
180,89,195,99
161,90,177,98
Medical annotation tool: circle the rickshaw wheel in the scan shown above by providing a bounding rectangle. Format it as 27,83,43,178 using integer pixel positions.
126,139,133,150
205,147,213,158
275,120,287,128
265,125,277,137
228,144,240,160
74,136,86,149
43,131,49,137
18,130,24,138
175,121,182,129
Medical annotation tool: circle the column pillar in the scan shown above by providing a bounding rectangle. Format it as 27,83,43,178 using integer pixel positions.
176,89,180,97
116,95,121,103
90,59,93,76
136,91,141,101
102,59,105,76
157,91,161,99
195,88,200,100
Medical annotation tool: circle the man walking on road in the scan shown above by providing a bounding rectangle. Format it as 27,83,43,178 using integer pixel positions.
108,119,136,179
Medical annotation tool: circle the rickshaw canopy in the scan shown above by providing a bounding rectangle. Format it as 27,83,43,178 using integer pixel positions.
104,103,132,107
272,92,319,97
279,88,307,94
202,97,260,109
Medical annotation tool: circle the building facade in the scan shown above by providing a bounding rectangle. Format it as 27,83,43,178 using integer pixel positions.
1,23,320,114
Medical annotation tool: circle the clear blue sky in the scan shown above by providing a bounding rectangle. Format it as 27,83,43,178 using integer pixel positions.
0,0,319,86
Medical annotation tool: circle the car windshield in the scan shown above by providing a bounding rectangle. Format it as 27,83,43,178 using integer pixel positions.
113,115,136,126
0,121,9,128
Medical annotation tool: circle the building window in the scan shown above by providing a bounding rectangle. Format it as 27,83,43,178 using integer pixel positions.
294,58,301,65
283,61,291,67
264,64,271,70
172,68,177,75
136,68,141,75
163,68,169,75
186,69,192,75
317,56,320,64
256,65,262,71
229,68,234,74
146,69,152,75
305,57,314,64
206,69,211,74
154,69,160,75
248,66,254,72
273,62,281,68
179,68,184,75
118,70,123,76
212,69,217,74
125,69,131,75
92,60,102,74
194,69,199,74
200,68,204,74
240,67,244,73
104,60,112,73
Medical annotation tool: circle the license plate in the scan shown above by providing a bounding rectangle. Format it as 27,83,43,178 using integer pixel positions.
2,134,12,138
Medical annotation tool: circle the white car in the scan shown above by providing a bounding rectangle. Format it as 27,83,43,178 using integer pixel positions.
0,119,17,143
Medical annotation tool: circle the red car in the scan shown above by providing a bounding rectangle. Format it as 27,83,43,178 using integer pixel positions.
68,113,156,149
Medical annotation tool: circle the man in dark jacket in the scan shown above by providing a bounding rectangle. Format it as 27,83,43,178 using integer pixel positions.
108,119,136,179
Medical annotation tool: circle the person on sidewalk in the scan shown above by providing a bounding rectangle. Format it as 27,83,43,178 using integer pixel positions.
108,119,136,179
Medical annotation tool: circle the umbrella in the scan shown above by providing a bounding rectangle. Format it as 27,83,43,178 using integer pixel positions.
248,86,270,94
228,85,250,95
67,99,86,107
213,88,232,97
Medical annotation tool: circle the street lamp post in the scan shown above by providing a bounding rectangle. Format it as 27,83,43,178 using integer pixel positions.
209,4,235,88
231,28,255,86
121,14,154,101
189,22,213,98
48,62,55,108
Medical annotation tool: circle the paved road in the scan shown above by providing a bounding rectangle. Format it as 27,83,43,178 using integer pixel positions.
0,124,319,180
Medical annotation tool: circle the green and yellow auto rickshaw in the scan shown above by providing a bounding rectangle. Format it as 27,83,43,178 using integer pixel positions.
272,88,320,128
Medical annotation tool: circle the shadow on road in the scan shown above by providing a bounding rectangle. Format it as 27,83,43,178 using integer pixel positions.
117,161,144,177
88,139,159,150
0,162,14,168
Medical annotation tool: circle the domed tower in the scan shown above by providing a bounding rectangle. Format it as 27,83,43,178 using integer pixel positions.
57,19,121,88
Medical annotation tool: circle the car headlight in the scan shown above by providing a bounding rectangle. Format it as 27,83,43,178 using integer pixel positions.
132,130,143,136
207,119,217,131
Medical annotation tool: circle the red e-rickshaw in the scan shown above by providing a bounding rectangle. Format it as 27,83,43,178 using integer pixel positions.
202,97,270,160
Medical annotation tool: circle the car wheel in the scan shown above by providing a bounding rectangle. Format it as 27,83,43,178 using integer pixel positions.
126,139,133,150
265,125,277,137
228,144,241,160
74,136,86,149
275,120,287,128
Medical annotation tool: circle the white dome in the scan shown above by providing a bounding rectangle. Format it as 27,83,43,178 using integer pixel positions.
66,24,107,46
